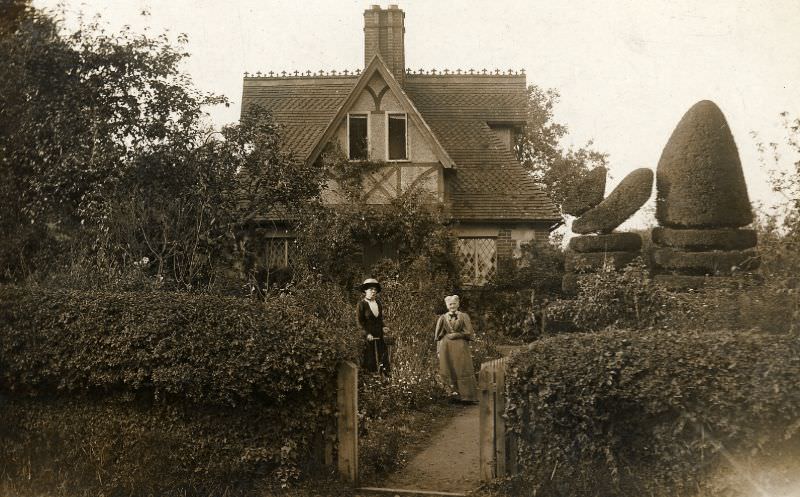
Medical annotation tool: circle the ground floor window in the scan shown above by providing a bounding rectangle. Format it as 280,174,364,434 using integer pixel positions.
456,237,497,286
265,238,293,269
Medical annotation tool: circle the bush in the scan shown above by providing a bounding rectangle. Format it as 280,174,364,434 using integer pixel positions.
504,328,800,497
0,285,357,495
547,259,675,331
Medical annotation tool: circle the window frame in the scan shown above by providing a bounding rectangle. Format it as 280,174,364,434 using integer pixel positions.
456,237,498,287
347,113,369,161
386,112,408,161
265,237,294,269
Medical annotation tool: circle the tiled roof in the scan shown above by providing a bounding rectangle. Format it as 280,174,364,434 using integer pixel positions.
241,76,357,159
405,75,559,222
240,73,560,223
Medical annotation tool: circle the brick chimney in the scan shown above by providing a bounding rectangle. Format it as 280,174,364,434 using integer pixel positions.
364,4,406,86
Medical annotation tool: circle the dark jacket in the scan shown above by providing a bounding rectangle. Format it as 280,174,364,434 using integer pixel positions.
356,298,390,374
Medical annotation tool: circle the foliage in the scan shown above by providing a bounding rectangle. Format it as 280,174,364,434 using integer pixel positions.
547,258,674,332
98,105,322,292
752,111,800,331
465,237,565,342
0,285,357,493
515,85,609,211
292,147,458,291
0,5,319,291
504,328,800,497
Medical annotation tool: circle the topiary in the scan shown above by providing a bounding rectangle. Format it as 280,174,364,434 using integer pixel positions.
656,100,753,228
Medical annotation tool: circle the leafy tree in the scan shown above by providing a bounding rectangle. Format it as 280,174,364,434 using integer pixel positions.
515,85,609,211
0,5,322,289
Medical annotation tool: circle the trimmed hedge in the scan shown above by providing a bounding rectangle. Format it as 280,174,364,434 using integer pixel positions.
656,100,753,228
568,233,642,253
506,329,800,496
0,286,358,495
572,168,653,234
652,227,757,251
562,166,607,217
565,250,639,273
651,247,760,275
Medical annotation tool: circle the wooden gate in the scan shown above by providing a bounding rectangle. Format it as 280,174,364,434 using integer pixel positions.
478,357,517,480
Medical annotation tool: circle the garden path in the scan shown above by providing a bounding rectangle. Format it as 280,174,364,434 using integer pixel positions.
376,403,480,493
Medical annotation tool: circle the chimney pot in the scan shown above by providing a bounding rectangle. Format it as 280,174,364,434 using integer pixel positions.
388,4,399,8
371,4,380,9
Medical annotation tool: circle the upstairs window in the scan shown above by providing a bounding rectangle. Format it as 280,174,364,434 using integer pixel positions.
348,114,368,160
388,113,407,160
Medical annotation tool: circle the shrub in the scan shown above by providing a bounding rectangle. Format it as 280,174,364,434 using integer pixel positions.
505,328,800,497
0,285,356,495
547,259,675,331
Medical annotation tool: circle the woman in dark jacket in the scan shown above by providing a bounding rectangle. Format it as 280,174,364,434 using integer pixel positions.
356,278,390,376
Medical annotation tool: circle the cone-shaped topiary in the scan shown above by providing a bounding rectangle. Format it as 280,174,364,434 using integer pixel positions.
562,166,608,217
572,168,653,234
656,100,753,228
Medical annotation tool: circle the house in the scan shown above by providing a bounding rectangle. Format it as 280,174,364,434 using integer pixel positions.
240,4,560,286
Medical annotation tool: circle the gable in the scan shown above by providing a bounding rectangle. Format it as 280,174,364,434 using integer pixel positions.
307,55,455,169
330,71,441,164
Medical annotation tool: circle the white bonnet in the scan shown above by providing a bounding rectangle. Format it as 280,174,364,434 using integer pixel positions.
444,295,460,305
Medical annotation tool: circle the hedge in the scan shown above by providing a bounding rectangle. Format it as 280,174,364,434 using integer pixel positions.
651,247,760,275
568,233,642,253
562,166,607,217
572,168,653,235
505,329,800,496
655,100,753,229
651,227,757,251
0,286,358,495
565,250,639,273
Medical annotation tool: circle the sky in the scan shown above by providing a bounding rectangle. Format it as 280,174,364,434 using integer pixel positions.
34,0,800,228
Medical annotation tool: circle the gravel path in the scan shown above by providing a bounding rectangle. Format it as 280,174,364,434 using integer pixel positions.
378,403,480,493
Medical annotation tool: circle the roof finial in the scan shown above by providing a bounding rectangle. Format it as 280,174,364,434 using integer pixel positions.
268,70,274,77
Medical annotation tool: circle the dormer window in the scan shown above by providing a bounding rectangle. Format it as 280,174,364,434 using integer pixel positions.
388,113,407,160
348,114,368,160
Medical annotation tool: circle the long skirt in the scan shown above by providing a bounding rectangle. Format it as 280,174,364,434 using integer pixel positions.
362,338,390,375
437,337,478,401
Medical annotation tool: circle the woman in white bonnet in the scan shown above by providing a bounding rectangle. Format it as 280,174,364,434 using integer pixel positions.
434,294,478,403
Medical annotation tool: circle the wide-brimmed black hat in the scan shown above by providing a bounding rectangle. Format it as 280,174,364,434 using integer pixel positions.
359,278,382,293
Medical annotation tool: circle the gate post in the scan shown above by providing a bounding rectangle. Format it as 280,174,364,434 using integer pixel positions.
479,357,516,481
337,361,358,483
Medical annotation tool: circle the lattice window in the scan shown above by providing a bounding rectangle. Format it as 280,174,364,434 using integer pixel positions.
457,237,497,286
265,238,293,269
